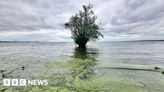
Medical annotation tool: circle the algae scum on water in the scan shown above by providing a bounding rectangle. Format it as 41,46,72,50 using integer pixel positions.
0,59,152,92
1,58,164,92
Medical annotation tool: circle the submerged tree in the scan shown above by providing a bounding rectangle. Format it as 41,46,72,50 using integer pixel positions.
64,4,103,48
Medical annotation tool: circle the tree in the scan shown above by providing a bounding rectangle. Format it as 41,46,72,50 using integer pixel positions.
64,4,103,48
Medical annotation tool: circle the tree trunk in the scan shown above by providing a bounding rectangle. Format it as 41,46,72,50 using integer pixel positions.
75,38,88,48
78,43,86,48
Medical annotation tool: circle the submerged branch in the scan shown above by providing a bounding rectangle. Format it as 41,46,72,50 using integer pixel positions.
0,66,25,80
97,66,164,73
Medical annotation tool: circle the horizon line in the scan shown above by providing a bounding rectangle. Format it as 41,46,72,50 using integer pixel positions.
0,40,164,43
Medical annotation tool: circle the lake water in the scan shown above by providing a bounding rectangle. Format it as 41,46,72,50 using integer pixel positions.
0,41,164,91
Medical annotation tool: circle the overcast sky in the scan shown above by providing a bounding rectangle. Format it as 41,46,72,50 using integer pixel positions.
0,0,164,42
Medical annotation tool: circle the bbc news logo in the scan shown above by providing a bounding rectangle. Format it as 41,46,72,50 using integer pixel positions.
3,79,48,86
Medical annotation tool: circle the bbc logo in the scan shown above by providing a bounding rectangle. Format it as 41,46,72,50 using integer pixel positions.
3,79,26,86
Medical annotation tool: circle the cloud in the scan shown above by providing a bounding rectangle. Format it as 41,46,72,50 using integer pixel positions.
0,0,164,41
101,0,164,41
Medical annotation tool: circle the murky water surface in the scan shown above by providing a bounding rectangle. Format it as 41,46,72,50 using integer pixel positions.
0,41,164,91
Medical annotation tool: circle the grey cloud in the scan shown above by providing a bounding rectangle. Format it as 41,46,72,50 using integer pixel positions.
105,0,164,41
111,0,164,25
0,0,164,41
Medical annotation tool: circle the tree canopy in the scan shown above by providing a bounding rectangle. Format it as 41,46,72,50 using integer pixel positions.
65,4,103,48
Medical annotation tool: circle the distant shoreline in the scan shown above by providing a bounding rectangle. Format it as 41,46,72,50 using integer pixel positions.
0,40,164,43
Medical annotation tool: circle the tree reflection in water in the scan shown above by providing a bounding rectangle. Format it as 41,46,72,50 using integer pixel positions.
70,47,98,79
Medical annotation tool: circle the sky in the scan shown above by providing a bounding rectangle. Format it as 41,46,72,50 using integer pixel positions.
0,0,164,42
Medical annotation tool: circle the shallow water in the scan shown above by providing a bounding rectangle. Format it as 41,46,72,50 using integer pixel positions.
1,41,164,66
0,41,164,91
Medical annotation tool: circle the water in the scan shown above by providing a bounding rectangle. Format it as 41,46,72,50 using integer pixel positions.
0,41,164,91
1,41,164,68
